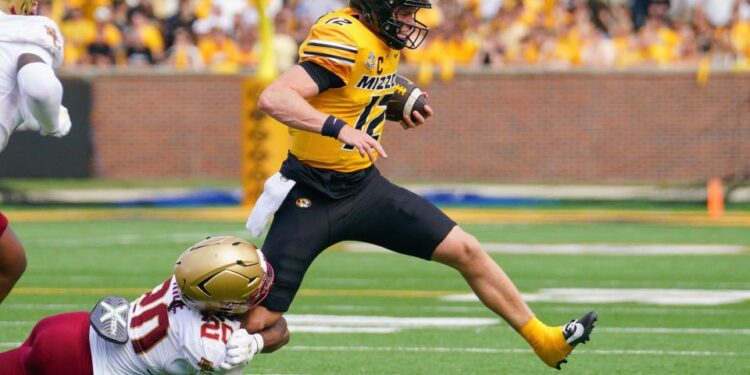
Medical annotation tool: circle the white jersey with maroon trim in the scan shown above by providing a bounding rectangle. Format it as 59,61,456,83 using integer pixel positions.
0,12,64,151
89,276,243,374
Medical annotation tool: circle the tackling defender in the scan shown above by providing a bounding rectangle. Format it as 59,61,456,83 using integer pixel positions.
0,0,72,304
245,0,597,369
0,236,289,374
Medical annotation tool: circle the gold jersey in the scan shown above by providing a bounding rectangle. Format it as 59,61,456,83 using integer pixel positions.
292,8,401,172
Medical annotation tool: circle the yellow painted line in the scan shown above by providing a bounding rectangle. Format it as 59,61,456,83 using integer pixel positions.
1,208,248,222
4,207,750,227
445,209,750,227
12,287,147,296
5,210,151,222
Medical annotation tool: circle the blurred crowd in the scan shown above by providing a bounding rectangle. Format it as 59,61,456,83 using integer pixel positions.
42,0,750,71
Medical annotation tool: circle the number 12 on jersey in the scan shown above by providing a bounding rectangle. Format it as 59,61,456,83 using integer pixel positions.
342,93,393,151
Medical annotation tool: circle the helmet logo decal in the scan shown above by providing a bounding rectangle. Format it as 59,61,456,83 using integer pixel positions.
296,198,312,208
174,236,268,316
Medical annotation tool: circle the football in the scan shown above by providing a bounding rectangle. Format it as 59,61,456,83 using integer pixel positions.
386,75,429,123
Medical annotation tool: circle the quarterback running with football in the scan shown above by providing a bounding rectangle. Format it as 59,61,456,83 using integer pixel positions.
245,0,597,370
0,236,289,374
0,0,72,305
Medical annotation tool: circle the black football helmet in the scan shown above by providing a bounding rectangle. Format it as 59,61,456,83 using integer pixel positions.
350,0,431,50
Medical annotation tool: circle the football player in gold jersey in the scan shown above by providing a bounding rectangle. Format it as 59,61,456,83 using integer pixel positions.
246,0,597,369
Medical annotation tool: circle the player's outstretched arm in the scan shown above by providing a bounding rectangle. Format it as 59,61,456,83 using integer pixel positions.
16,53,70,137
258,65,330,134
258,66,386,161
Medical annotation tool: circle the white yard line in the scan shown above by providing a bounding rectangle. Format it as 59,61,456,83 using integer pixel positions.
20,234,749,256
443,288,750,306
536,305,750,316
0,342,732,357
4,315,748,336
3,340,741,358
288,325,750,336
286,315,498,327
292,304,750,316
286,346,749,357
288,315,750,335
7,303,747,318
289,327,400,334
599,327,750,335
286,315,498,334
344,242,747,255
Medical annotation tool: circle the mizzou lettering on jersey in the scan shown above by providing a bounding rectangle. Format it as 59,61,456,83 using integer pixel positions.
356,73,397,91
293,7,401,172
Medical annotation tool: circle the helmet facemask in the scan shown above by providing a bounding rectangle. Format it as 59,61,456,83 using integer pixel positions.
351,0,431,50
246,257,274,310
381,5,429,50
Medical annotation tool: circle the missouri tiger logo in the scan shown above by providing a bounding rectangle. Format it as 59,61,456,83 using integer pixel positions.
296,198,312,208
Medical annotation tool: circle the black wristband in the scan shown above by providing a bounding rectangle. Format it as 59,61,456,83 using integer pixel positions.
321,115,346,139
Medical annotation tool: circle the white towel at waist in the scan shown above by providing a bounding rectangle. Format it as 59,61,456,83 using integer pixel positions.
245,172,296,238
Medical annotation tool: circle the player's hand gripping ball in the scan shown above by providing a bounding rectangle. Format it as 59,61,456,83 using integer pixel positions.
386,75,429,123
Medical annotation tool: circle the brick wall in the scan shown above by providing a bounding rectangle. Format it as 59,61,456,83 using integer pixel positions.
86,71,750,183
91,74,242,178
380,71,750,183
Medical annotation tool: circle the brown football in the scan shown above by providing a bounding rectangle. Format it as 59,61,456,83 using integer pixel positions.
386,75,428,123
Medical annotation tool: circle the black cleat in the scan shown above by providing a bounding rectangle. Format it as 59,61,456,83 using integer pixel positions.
555,311,598,369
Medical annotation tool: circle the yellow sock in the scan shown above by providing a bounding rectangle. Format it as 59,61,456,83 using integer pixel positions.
520,317,572,368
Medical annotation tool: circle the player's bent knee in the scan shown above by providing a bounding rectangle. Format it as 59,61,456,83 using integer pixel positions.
456,233,482,266
433,228,483,269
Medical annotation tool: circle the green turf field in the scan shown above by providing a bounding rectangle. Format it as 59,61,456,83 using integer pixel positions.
1,211,749,374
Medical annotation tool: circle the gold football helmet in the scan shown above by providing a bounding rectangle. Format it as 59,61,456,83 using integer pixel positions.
0,0,37,15
174,236,274,315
